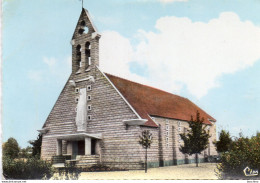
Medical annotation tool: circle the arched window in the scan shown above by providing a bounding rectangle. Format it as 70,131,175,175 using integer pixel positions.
85,42,91,69
76,45,82,68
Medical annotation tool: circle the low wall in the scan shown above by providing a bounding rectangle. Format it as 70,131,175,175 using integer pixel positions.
52,155,71,164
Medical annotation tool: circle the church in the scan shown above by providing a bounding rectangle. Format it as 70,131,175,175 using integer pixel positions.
39,8,217,169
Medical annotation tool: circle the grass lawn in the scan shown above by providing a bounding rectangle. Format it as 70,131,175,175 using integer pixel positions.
78,163,218,180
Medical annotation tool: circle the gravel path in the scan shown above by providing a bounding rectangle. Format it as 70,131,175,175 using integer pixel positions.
79,163,218,180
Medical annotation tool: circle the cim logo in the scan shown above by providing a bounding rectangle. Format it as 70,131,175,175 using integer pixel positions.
243,166,259,176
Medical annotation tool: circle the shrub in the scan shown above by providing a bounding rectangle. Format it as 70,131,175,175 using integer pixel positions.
80,163,127,172
3,156,54,180
86,164,111,172
19,146,32,159
216,134,260,179
52,163,81,180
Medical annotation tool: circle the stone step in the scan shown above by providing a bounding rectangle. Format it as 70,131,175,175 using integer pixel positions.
76,165,96,168
77,159,99,162
77,157,100,160
76,164,98,167
76,158,99,161
76,162,97,165
76,155,100,158
77,156,99,158
77,160,98,163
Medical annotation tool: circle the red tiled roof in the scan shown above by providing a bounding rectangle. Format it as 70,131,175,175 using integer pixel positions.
105,73,216,127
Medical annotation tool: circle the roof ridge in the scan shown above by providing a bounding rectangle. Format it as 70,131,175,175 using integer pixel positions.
104,72,187,100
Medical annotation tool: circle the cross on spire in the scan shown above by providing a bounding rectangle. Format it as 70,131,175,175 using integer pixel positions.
79,0,84,8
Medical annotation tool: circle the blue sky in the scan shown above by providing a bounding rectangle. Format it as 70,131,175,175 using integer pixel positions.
2,0,260,147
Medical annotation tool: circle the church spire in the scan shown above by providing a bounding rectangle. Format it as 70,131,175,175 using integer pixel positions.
71,8,101,74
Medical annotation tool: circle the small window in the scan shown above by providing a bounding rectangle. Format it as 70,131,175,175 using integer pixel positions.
166,137,169,143
166,131,169,136
178,121,181,126
88,105,91,111
87,85,92,91
75,97,79,103
166,119,169,124
87,95,91,101
75,88,79,93
178,127,181,132
75,107,77,112
76,44,82,67
166,125,169,130
88,115,92,120
85,42,91,69
166,143,169,148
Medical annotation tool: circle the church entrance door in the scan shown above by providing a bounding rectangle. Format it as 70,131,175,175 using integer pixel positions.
78,140,85,155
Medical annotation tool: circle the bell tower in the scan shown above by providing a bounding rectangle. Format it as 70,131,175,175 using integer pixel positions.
71,8,101,74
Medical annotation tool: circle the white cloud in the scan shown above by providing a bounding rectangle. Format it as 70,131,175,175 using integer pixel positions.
159,0,188,3
100,31,133,75
100,31,148,84
135,12,260,98
100,12,260,98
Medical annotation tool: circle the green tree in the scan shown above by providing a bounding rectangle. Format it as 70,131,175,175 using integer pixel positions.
214,130,232,153
179,111,210,167
139,130,153,173
19,146,33,158
28,133,42,158
3,137,20,159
